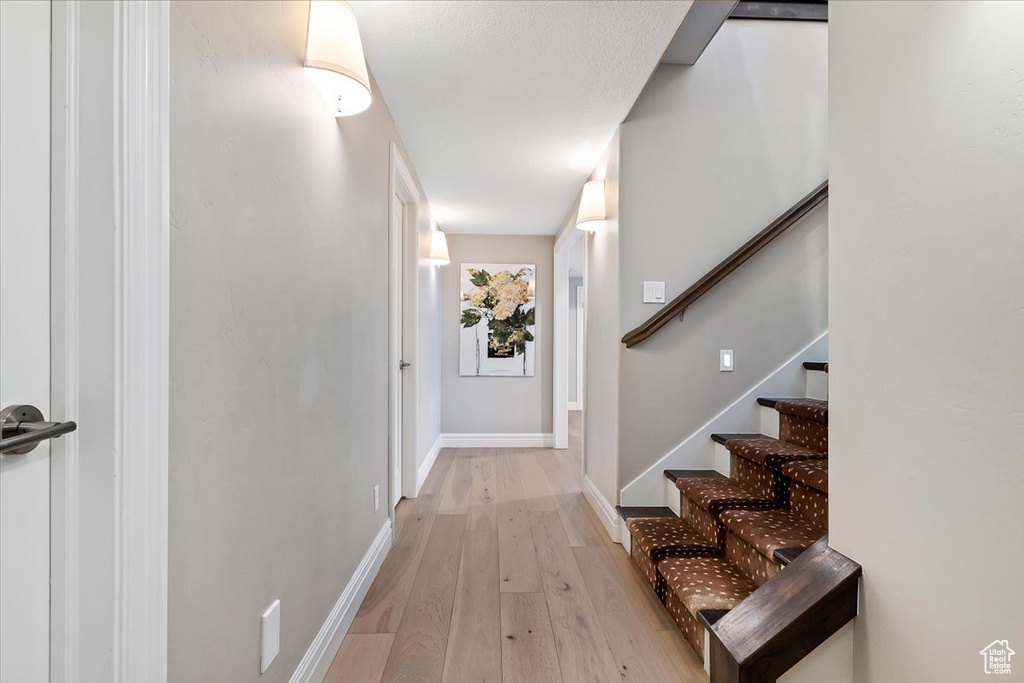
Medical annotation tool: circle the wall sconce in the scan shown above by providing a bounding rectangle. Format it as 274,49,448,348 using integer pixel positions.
429,227,450,266
576,179,607,232
305,0,372,117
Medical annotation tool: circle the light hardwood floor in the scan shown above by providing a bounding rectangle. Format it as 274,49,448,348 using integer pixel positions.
327,414,707,683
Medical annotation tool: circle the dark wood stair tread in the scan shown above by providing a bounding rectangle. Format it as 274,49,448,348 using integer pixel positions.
710,432,763,445
616,505,677,520
664,469,726,483
802,361,828,372
697,608,731,630
773,547,806,566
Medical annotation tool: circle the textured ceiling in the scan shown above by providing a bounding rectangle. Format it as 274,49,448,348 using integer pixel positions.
351,0,693,234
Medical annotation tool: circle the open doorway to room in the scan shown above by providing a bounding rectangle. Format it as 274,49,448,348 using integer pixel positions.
553,224,585,451
389,143,421,516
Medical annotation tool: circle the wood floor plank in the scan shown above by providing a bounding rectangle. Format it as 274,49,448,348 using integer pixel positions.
657,627,710,682
467,452,498,531
380,514,467,683
607,545,680,633
552,492,613,548
350,496,438,634
324,633,395,683
528,511,622,683
439,449,474,514
420,449,456,497
516,451,557,512
499,593,562,683
573,546,685,683
496,456,542,593
441,532,501,683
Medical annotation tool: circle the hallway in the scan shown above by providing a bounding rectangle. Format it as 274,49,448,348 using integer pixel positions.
326,414,706,682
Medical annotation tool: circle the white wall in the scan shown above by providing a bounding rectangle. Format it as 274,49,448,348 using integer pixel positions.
829,2,1024,681
584,131,621,504
441,233,554,436
617,19,828,485
169,2,436,680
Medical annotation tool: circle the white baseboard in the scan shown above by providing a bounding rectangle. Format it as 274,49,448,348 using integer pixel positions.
416,435,443,495
441,433,554,448
289,519,393,683
567,401,582,411
619,331,828,507
582,475,621,544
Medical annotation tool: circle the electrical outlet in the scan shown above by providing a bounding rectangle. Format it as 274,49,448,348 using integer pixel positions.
261,600,280,673
373,485,380,512
720,349,734,372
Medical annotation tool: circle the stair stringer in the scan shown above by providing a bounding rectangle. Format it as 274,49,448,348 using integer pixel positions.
619,331,828,508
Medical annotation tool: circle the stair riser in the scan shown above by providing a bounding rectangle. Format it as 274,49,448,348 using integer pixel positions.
713,442,731,476
731,454,776,502
779,412,828,453
806,368,828,400
760,405,780,438
726,532,781,587
664,589,705,663
790,481,828,529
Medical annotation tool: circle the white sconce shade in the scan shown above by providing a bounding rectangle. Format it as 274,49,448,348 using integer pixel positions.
305,0,372,117
430,230,450,266
576,179,607,232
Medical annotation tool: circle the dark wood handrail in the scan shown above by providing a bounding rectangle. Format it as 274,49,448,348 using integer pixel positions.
707,536,861,683
621,180,828,348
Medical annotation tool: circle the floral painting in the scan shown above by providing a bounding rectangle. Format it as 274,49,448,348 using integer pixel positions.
459,263,536,376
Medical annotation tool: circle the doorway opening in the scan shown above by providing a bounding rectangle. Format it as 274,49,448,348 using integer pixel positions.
389,143,421,516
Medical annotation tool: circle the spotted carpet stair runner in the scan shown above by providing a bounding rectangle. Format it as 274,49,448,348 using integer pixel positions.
625,388,829,663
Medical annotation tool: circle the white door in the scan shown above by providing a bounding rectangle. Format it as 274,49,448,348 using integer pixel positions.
0,2,53,681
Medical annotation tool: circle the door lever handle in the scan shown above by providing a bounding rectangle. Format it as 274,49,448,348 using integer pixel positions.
0,404,77,455
399,361,411,369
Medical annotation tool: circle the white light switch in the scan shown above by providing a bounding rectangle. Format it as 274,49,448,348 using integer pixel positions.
373,484,380,512
643,281,666,303
720,350,734,372
261,600,281,673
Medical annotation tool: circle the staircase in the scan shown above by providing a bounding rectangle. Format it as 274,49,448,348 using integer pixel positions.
618,361,840,672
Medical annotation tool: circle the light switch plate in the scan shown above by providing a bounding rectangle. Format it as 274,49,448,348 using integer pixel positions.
720,350,734,372
643,281,666,303
261,600,281,673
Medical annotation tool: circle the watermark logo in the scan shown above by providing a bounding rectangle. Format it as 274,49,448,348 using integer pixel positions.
980,640,1015,675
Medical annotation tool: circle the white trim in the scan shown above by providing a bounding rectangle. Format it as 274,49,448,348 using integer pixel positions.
112,2,170,681
416,435,443,494
441,433,555,448
567,402,582,411
389,141,422,515
619,331,828,507
289,520,393,683
582,475,621,543
49,2,81,678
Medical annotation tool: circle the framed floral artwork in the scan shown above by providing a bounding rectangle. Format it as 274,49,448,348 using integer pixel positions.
459,263,536,376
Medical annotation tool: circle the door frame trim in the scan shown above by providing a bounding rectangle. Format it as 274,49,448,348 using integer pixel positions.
50,2,170,680
388,141,421,514
111,2,170,680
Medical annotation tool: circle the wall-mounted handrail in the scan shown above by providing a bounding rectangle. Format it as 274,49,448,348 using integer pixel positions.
707,536,861,683
621,180,828,348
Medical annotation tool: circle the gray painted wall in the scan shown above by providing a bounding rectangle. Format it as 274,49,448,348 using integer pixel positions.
169,2,436,680
830,2,1024,680
568,276,583,404
441,234,554,434
583,131,621,504
616,20,828,486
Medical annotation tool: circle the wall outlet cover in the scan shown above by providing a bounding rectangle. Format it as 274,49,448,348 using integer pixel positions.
720,349,734,372
261,599,281,673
